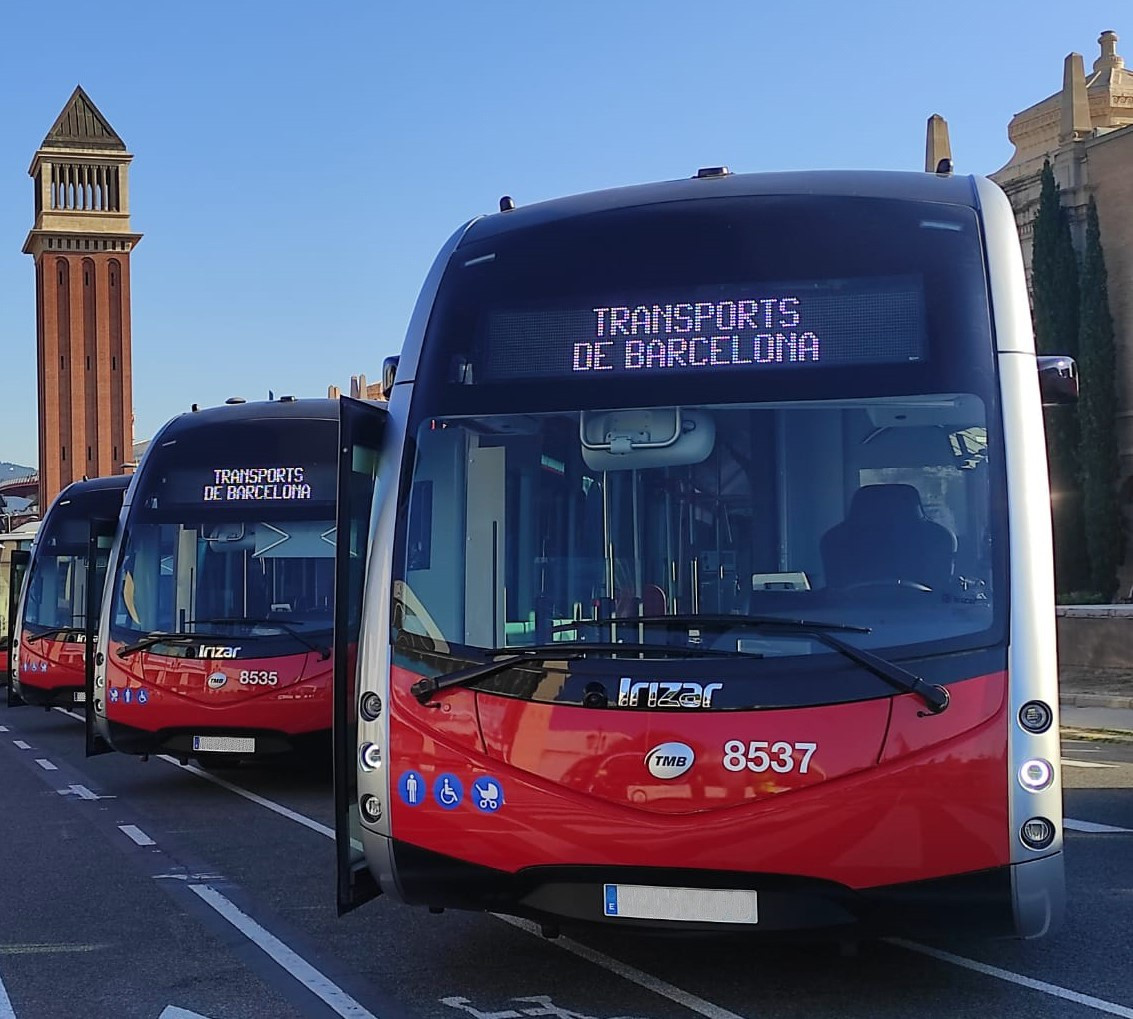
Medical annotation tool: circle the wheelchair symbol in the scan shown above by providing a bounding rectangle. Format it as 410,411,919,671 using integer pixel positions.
433,773,463,810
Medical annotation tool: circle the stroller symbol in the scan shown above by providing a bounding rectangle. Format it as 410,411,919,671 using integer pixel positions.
474,777,503,812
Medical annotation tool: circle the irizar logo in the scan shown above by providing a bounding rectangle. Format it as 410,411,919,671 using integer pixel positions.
617,677,723,708
197,646,242,659
646,741,695,779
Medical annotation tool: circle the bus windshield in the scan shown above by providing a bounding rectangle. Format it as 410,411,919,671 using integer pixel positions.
109,418,337,647
394,194,1004,662
23,487,122,635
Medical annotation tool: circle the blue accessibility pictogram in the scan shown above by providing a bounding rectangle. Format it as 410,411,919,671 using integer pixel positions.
136,688,149,705
123,688,132,704
109,688,119,703
433,773,463,810
398,770,425,807
471,775,504,813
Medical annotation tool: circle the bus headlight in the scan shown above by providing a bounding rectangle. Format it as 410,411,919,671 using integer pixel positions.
1019,758,1054,792
1020,817,1056,850
359,742,382,771
1019,701,1053,733
360,794,382,823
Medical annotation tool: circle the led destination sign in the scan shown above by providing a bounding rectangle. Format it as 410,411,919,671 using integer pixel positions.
480,276,926,383
203,467,312,503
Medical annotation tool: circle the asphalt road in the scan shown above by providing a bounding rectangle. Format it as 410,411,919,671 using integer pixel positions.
0,702,1130,1019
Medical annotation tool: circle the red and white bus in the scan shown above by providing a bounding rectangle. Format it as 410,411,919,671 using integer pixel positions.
334,169,1074,938
1,521,39,682
93,398,338,765
10,477,128,709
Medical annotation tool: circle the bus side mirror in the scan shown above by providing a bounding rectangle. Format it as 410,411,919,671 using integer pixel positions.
1038,355,1078,406
381,356,399,401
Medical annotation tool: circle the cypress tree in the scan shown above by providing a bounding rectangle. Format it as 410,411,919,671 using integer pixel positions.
1078,196,1124,599
1031,161,1089,594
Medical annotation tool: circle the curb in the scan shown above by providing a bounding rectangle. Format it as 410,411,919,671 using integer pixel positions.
1060,725,1133,743
1061,693,1133,709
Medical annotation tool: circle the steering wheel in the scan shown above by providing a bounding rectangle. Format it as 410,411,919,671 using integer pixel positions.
840,578,933,593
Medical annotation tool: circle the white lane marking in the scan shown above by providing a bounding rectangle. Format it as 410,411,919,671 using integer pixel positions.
118,824,156,847
0,725,9,732
53,708,83,722
156,756,336,840
160,1007,216,1018
188,884,378,1019
0,961,16,1019
891,939,1133,1017
1065,818,1133,834
1062,759,1117,770
495,915,744,1019
12,741,30,750
48,706,739,1019
34,759,57,772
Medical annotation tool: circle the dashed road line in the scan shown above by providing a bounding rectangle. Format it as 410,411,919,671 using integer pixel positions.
118,824,156,847
34,759,57,772
12,741,30,750
1062,759,1117,770
0,725,9,732
188,884,378,1019
891,939,1133,1017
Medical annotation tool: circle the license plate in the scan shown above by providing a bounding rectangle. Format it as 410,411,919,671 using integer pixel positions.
603,884,758,924
73,691,86,703
192,735,255,754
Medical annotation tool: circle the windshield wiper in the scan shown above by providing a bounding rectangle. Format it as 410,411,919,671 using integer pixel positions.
26,625,87,643
409,640,759,705
118,631,218,658
190,617,331,659
555,614,948,715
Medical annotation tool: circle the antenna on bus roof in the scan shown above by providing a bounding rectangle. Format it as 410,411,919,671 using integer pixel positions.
191,403,199,412
499,196,515,212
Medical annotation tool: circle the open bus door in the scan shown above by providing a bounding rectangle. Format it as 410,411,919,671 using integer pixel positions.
334,396,388,914
5,549,30,706
84,516,117,756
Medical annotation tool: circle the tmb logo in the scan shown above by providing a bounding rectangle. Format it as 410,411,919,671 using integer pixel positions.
197,646,242,659
645,741,695,779
617,678,723,708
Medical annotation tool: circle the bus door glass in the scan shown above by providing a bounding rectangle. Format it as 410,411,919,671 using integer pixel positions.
5,548,30,704
85,516,118,756
333,396,387,914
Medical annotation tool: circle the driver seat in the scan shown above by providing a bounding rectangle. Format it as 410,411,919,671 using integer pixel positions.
820,484,956,591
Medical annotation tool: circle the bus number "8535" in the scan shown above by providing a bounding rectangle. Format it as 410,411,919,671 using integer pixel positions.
723,740,817,774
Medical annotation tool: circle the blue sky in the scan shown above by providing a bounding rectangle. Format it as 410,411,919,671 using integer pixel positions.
0,1,1125,467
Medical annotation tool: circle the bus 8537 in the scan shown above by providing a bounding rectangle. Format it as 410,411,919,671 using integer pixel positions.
333,169,1075,940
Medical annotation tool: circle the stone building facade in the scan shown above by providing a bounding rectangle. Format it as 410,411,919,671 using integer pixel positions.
989,32,1133,559
22,87,140,511
992,32,1133,473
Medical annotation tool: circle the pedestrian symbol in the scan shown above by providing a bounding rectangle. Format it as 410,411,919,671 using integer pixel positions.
433,773,463,810
398,770,425,807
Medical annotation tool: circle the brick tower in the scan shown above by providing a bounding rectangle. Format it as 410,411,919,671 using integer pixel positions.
22,86,140,512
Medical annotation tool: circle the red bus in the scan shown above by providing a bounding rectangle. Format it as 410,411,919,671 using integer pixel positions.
333,169,1073,939
10,477,128,709
93,398,338,765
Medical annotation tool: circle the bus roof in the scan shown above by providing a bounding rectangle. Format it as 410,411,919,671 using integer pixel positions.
154,397,340,441
462,169,983,247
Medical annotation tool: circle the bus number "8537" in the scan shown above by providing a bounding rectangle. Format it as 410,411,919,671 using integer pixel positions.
723,740,817,774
